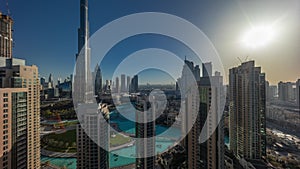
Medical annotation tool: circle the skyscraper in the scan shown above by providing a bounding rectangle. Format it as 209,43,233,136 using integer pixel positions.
135,98,155,169
0,88,27,169
127,76,131,90
74,0,92,103
120,74,126,92
94,64,102,96
130,75,138,93
198,71,225,169
77,103,110,169
75,1,109,168
0,12,13,59
229,61,266,160
0,58,41,169
48,73,53,88
181,60,225,169
202,62,212,77
115,77,119,93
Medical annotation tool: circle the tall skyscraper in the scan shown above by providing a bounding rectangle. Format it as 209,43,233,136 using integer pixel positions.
198,71,225,169
135,98,155,169
75,1,109,169
0,88,27,169
130,75,138,93
77,103,110,169
48,73,54,88
120,74,126,92
0,12,13,59
115,77,119,93
0,58,41,169
74,0,92,103
229,61,266,160
127,76,131,90
94,64,102,96
181,60,225,169
202,62,212,77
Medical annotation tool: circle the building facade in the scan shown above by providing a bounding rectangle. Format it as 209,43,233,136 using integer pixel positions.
0,12,13,59
135,99,155,169
0,88,27,169
0,59,40,169
229,61,266,160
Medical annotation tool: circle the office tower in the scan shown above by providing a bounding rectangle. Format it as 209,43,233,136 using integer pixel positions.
229,61,266,160
0,58,41,169
194,65,200,81
130,75,138,93
40,77,46,87
115,77,119,93
0,12,13,58
121,74,126,92
135,98,155,169
202,62,212,77
77,103,110,169
94,64,102,95
127,76,131,90
198,71,225,169
48,73,53,88
0,88,27,169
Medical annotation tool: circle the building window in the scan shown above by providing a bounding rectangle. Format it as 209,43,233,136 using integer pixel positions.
3,93,8,97
3,98,8,102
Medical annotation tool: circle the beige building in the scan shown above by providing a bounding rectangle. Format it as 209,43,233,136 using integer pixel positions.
0,88,28,169
0,60,40,169
0,12,13,59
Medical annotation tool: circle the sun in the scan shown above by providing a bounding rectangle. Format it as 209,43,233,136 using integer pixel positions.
242,25,275,49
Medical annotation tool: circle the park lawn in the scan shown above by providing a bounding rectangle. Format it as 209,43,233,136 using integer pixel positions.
46,129,76,143
110,134,131,147
42,129,77,152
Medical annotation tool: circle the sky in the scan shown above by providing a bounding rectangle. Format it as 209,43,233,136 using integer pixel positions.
2,0,300,85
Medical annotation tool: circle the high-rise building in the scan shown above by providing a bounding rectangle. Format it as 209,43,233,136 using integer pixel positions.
198,72,225,169
229,61,266,160
0,58,41,169
135,98,155,169
130,75,138,93
202,62,212,77
0,88,27,169
194,65,200,81
181,60,225,169
120,74,126,92
77,103,109,169
115,77,119,93
127,76,131,90
0,12,13,59
75,0,109,168
94,64,102,95
48,73,53,88
266,81,277,101
278,81,295,102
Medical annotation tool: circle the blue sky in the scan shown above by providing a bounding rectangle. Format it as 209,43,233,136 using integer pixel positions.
2,0,300,84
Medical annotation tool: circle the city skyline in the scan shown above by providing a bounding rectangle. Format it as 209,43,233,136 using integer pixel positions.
2,0,299,85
